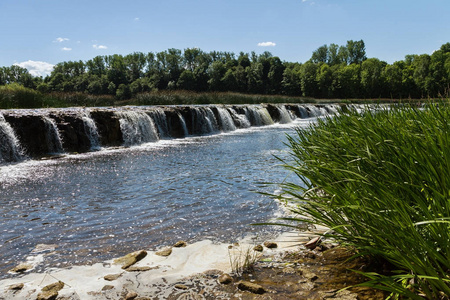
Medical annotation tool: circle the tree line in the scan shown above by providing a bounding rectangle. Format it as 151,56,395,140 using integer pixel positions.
2,40,450,99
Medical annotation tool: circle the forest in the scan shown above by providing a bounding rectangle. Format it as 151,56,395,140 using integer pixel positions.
1,40,450,101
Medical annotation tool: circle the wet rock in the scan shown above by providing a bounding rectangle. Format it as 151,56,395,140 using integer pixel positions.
305,236,321,250
37,281,64,300
203,269,223,277
10,263,33,273
218,274,233,285
104,273,122,281
125,291,138,299
237,281,266,294
304,251,317,259
173,241,187,248
155,247,172,257
102,285,115,291
174,284,189,290
177,291,204,300
253,245,263,252
113,250,147,269
263,241,278,249
8,283,24,290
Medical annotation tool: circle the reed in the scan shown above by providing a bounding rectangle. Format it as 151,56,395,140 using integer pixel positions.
275,102,450,298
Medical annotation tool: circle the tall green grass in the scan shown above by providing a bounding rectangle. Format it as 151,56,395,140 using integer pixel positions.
276,103,450,299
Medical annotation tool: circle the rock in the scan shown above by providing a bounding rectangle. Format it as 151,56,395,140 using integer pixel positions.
237,281,266,294
37,281,64,300
125,266,154,272
10,263,33,273
102,285,115,291
173,241,187,248
125,291,138,299
253,245,263,252
203,269,223,277
263,241,278,249
174,284,189,290
42,281,64,292
155,247,172,257
8,283,24,290
218,274,233,285
104,273,122,281
305,236,321,250
304,252,316,259
113,250,147,269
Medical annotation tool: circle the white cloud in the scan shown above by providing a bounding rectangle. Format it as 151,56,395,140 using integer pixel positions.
14,60,54,77
257,42,276,47
93,44,108,50
134,17,140,21
54,37,69,43
61,47,72,51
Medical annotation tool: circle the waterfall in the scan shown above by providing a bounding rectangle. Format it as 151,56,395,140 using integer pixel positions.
277,105,294,124
0,114,24,163
117,110,159,146
216,107,236,132
148,108,170,138
81,112,101,150
306,105,322,117
244,105,274,126
228,108,251,128
297,105,309,118
325,104,339,115
191,107,219,134
43,116,64,154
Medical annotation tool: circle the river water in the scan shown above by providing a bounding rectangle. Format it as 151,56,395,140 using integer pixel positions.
0,116,317,277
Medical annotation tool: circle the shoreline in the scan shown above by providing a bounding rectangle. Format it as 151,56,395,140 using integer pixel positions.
0,229,324,300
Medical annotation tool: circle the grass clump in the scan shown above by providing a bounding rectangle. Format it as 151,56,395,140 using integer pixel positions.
276,103,450,299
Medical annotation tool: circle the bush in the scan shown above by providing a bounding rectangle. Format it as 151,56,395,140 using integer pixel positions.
276,103,450,298
0,83,44,108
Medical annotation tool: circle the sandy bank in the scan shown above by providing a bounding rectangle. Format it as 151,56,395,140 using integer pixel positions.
0,230,322,300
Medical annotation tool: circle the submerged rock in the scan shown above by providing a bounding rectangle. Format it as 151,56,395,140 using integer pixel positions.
237,281,266,294
113,250,147,269
125,291,138,300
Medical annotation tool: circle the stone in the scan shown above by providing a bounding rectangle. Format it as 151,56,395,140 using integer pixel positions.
218,274,233,285
37,281,64,300
10,263,33,273
173,241,187,248
263,241,278,249
102,285,115,291
237,281,266,294
8,283,24,290
125,291,138,300
174,284,189,290
155,247,172,257
305,236,321,250
253,245,263,252
104,273,122,281
113,250,147,269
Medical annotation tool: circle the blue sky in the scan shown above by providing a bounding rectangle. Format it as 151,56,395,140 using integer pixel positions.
1,0,449,77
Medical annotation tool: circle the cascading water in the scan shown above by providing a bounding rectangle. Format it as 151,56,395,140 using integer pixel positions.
117,110,159,146
228,107,251,128
43,116,64,154
148,108,170,138
0,114,24,163
276,106,294,124
216,107,236,132
306,105,323,117
244,105,274,126
191,107,219,134
81,112,101,150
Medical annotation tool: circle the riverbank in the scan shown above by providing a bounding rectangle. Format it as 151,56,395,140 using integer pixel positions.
0,228,386,300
